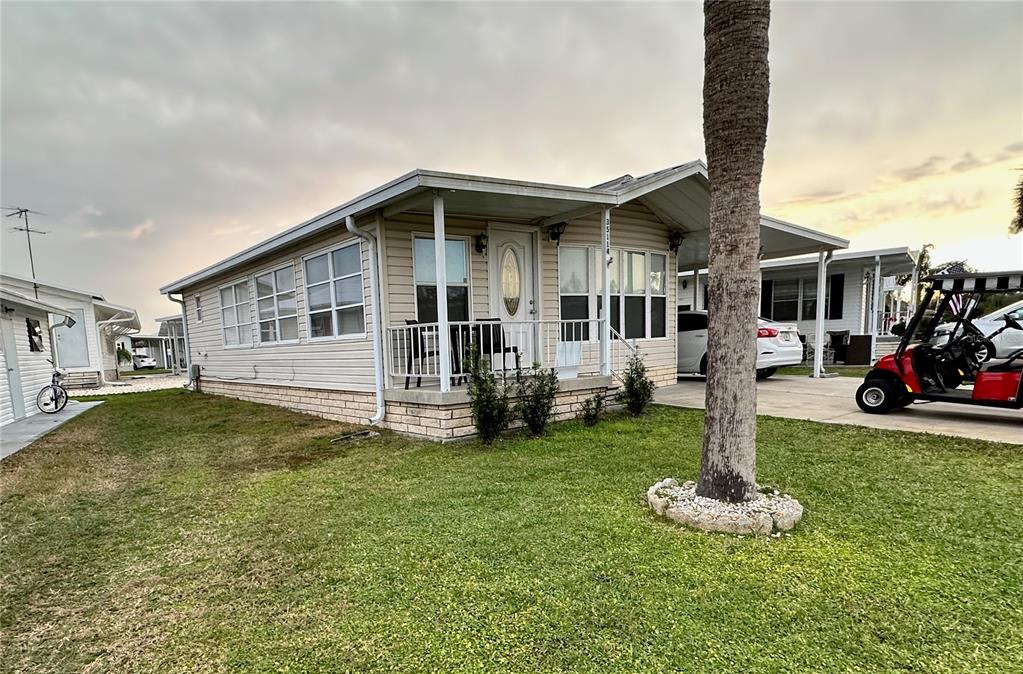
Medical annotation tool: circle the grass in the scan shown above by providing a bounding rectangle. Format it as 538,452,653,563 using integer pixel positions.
777,365,872,378
2,390,1021,672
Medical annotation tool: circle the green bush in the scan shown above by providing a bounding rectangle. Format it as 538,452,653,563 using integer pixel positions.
465,345,512,445
116,344,132,366
616,352,656,416
516,364,560,436
580,392,604,427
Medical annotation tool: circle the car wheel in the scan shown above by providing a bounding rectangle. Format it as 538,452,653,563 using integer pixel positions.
855,379,899,414
698,355,708,376
755,367,777,381
974,339,995,363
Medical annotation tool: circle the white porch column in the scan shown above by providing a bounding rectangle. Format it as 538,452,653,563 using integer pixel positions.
869,255,882,362
434,192,452,392
812,250,830,378
692,267,700,309
599,207,612,376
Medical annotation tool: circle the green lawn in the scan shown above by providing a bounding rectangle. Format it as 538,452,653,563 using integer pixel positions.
2,391,1021,672
777,365,873,378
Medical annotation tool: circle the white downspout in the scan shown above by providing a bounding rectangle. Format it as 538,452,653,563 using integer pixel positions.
346,215,386,424
166,293,193,385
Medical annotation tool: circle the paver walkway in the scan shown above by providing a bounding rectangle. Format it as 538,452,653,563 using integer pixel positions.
655,375,1021,444
68,374,188,397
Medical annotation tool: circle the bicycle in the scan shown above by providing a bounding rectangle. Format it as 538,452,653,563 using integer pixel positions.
37,360,69,414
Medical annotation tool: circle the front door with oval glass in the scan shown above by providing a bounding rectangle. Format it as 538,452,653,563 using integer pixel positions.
490,228,535,366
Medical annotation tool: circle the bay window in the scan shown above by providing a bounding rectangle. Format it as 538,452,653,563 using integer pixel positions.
413,236,470,323
219,279,252,347
304,241,365,339
255,264,298,343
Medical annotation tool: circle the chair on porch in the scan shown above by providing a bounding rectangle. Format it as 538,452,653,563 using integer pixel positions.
403,319,439,390
473,318,521,376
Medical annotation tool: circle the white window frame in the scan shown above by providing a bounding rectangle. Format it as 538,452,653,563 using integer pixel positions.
565,247,667,341
254,262,299,345
218,278,253,349
194,295,203,323
302,240,367,341
411,234,472,324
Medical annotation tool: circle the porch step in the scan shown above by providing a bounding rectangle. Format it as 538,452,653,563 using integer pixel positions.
62,371,102,390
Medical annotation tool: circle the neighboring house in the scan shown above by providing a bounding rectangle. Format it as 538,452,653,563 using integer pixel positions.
0,274,141,388
678,247,918,362
161,161,847,440
0,286,73,427
155,315,187,373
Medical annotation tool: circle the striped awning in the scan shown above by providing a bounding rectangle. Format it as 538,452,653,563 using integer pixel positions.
927,272,1023,293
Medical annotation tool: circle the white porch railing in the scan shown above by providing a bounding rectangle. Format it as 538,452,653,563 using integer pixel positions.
877,309,914,336
386,319,635,387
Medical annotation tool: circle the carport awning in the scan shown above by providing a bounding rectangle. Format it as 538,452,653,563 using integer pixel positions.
94,300,141,336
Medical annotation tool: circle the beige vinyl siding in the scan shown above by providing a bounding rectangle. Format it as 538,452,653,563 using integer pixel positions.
383,214,491,323
540,202,678,374
182,223,378,392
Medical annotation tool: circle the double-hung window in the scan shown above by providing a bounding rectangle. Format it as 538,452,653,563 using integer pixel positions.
220,280,252,347
771,280,799,322
305,241,365,338
195,295,203,322
413,236,470,323
255,265,298,343
560,246,667,340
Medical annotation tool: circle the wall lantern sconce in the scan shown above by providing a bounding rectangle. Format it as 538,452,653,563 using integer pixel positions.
474,232,488,255
668,231,684,254
681,279,688,290
548,222,567,245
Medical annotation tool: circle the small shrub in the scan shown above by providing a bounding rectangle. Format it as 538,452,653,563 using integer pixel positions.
616,352,656,416
116,344,132,366
580,392,604,427
465,345,512,445
516,364,560,436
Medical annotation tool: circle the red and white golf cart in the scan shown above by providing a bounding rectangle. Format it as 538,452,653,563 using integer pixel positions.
855,271,1023,414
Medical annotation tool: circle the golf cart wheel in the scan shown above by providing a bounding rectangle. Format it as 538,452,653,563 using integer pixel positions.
755,367,778,381
856,379,898,414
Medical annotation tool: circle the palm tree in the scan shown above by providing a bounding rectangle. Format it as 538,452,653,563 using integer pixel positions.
1011,173,1022,235
696,0,771,503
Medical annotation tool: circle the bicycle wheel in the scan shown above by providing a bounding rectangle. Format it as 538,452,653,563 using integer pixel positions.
37,385,68,414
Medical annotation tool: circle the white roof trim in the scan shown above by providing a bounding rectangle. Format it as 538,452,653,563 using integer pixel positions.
760,246,914,270
0,272,105,301
0,286,75,317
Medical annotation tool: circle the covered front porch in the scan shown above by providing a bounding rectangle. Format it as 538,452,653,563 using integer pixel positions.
369,162,848,395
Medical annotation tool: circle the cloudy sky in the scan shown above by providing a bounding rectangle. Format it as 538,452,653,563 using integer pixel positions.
2,1,1021,330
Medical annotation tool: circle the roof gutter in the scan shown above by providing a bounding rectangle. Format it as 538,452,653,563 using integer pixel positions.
165,293,193,385
345,215,385,425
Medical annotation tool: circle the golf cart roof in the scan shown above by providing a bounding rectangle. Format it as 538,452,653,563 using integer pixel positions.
925,271,1023,293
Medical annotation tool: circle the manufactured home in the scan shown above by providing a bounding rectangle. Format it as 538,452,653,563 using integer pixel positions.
679,247,918,363
161,161,848,440
0,286,74,427
0,274,141,388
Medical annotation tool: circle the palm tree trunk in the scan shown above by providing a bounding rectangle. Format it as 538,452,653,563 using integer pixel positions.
697,0,771,503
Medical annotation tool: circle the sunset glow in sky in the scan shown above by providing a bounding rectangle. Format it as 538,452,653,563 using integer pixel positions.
2,1,1021,329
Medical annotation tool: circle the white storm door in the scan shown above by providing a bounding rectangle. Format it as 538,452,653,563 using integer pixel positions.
53,309,90,368
489,228,536,368
1,316,26,421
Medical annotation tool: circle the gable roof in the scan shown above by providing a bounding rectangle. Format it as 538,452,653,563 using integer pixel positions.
161,161,848,294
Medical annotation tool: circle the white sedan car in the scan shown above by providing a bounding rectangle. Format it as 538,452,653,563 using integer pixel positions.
932,298,1023,360
132,354,157,370
677,310,803,380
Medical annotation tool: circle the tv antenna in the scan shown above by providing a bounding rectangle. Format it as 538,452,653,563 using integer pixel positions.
3,206,48,299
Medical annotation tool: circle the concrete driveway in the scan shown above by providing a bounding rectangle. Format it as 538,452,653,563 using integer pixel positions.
655,375,1021,445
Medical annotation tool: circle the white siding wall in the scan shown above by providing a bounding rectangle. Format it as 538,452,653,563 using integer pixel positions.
0,305,56,426
183,224,378,392
0,276,103,375
0,331,11,427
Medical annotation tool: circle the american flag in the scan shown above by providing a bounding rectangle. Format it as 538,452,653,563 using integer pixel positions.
942,262,968,316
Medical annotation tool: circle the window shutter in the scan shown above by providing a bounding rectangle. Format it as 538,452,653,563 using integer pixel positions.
760,280,773,318
828,274,844,320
